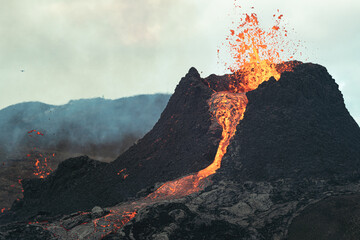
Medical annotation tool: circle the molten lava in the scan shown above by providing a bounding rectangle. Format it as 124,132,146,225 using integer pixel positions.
228,13,281,91
220,8,300,93
198,93,248,179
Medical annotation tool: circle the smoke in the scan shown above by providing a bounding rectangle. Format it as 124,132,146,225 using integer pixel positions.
0,94,170,161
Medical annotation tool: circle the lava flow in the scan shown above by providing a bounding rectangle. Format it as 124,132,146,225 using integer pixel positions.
146,92,248,200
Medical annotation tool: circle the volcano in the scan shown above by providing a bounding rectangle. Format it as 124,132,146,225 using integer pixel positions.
1,62,360,240
1,5,360,239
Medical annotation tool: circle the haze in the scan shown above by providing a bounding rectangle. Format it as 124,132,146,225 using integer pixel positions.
0,0,359,123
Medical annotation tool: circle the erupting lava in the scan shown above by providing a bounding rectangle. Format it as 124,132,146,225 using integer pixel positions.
220,8,300,93
228,13,283,86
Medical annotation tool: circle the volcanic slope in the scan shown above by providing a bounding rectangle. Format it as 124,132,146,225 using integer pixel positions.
5,67,223,220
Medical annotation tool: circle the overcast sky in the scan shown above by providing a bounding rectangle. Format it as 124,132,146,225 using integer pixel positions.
0,0,359,123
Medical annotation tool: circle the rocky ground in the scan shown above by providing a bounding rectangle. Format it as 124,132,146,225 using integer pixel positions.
117,179,360,240
2,177,360,239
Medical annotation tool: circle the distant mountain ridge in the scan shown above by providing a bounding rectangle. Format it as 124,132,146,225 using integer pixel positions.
0,94,171,160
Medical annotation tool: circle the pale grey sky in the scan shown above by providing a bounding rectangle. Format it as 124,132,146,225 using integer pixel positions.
0,0,359,123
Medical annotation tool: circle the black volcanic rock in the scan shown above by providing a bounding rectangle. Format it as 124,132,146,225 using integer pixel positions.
115,202,250,240
5,67,222,221
219,63,360,182
0,222,53,240
288,194,360,240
